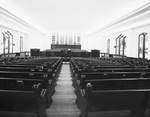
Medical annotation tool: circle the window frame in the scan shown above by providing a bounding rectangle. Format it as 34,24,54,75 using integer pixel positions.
138,33,148,59
115,34,126,56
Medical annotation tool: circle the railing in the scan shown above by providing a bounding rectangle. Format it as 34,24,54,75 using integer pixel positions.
0,51,30,58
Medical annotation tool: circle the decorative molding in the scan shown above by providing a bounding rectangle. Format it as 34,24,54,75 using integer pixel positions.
0,6,44,34
89,2,150,36
0,24,27,35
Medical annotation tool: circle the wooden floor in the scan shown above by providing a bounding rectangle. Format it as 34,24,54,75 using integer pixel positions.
46,62,80,117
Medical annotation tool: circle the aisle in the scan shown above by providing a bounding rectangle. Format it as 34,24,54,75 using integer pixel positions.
46,62,80,117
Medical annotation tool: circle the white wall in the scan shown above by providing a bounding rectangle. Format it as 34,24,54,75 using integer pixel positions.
0,27,54,53
0,26,26,54
82,33,106,52
88,4,150,59
101,24,150,58
25,34,52,51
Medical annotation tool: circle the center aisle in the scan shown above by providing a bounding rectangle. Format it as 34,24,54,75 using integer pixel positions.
46,62,80,117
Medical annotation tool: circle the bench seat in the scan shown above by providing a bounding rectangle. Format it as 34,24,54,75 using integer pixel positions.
0,84,47,117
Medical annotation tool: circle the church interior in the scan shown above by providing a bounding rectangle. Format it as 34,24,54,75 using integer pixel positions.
0,0,150,117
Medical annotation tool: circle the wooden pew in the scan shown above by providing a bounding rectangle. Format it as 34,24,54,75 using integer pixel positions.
0,65,57,79
0,57,62,74
71,58,150,117
0,71,51,78
80,78,150,90
0,77,47,89
71,57,150,67
74,65,148,75
73,72,150,91
0,71,54,108
70,58,149,74
0,77,53,108
0,66,51,72
71,59,150,88
75,68,150,80
76,77,150,107
0,83,47,117
79,79,150,117
0,68,55,83
77,72,150,81
0,63,62,80
0,64,57,73
0,57,62,110
78,68,150,73
0,64,39,68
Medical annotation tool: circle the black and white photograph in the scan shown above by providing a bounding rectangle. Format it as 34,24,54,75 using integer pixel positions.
0,0,150,117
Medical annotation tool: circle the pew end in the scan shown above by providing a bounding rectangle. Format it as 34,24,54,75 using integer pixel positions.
80,83,150,117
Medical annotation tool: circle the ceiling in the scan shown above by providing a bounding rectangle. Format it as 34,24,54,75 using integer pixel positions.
0,0,150,34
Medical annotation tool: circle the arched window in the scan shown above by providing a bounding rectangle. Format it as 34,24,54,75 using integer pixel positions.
1,33,5,54
20,36,23,52
7,31,14,53
120,36,126,56
107,39,110,53
138,33,148,59
115,34,126,56
1,32,10,54
115,35,121,55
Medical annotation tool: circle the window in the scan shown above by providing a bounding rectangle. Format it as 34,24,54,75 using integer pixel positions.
2,32,10,54
115,34,126,56
138,33,148,59
20,36,23,52
1,33,5,54
107,39,110,53
120,36,126,56
115,35,120,55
